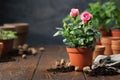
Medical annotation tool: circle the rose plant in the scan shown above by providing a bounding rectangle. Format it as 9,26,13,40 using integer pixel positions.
54,8,101,50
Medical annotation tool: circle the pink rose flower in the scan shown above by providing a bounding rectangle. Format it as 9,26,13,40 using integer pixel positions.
70,8,79,18
80,11,93,23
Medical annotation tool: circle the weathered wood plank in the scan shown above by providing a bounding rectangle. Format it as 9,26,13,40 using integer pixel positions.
83,69,120,80
101,75,120,80
0,47,42,80
33,45,86,80
84,72,105,80
1,45,120,80
84,74,120,80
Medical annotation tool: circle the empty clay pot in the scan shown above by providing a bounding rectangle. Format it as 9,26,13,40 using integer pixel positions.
100,37,112,56
0,26,15,31
111,40,120,54
4,23,29,48
95,29,111,45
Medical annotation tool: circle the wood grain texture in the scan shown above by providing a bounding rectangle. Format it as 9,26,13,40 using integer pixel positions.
84,72,105,80
0,47,42,80
0,46,120,80
33,45,85,80
84,73,120,80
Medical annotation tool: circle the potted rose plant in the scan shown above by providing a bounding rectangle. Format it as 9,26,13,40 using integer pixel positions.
53,8,101,70
0,29,17,58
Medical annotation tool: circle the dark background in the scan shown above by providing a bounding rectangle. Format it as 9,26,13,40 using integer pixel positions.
0,0,119,45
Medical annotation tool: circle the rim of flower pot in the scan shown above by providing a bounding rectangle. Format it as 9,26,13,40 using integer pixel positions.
66,47,91,53
111,40,120,45
101,37,120,44
111,37,120,40
111,28,120,31
95,45,105,51
100,37,111,44
0,39,14,41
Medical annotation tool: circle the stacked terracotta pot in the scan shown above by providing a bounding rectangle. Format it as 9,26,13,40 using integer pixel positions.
111,29,120,37
100,37,113,56
93,37,120,60
111,39,120,54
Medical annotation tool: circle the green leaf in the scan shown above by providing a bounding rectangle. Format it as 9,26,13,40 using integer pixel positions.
105,19,111,25
88,37,94,41
0,29,17,40
70,31,74,34
53,31,61,36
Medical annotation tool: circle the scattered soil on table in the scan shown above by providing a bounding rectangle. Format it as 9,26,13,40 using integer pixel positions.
84,66,119,76
47,66,75,73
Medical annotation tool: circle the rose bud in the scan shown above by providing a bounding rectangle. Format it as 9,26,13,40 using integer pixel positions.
70,8,79,18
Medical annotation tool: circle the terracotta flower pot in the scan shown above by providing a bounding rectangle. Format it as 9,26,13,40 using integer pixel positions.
0,43,4,58
66,47,93,70
111,29,120,37
4,23,29,48
101,37,120,55
0,39,14,58
100,29,111,37
93,45,105,61
100,37,112,56
0,26,15,31
111,40,120,54
95,29,111,45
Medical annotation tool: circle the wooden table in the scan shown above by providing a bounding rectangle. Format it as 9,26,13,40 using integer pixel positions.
0,45,120,80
